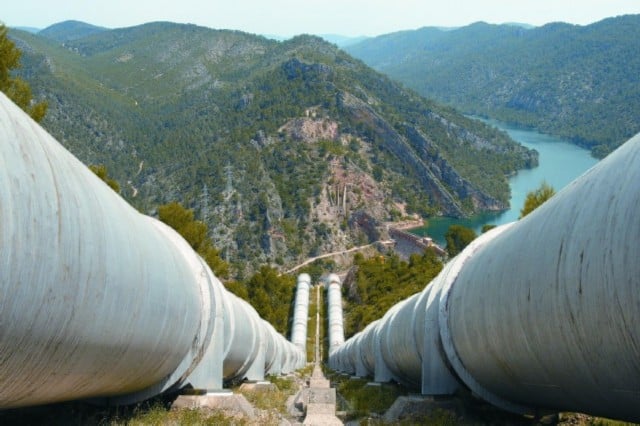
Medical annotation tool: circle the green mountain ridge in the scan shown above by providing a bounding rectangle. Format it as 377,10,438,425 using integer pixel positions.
9,21,536,275
346,15,640,157
38,20,109,43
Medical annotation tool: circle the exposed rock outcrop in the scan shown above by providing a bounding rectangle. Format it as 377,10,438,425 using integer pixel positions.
403,126,505,211
279,117,339,143
338,92,505,217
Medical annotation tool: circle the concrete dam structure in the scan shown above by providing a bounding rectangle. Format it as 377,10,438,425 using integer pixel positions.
330,130,640,422
0,92,305,409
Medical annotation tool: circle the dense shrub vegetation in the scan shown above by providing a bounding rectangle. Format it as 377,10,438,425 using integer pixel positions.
343,250,443,337
0,24,47,121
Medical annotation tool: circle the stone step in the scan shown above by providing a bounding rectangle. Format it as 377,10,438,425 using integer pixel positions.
302,365,342,425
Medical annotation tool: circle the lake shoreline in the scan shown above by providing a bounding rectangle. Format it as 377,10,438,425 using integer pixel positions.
409,119,598,245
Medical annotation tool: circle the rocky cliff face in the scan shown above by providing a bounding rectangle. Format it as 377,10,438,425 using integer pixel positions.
402,125,506,212
279,114,340,143
338,92,505,217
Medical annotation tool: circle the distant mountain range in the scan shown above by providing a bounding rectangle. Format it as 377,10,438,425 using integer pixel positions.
12,20,368,47
9,20,535,273
319,34,369,47
13,26,41,34
37,20,108,42
346,15,640,157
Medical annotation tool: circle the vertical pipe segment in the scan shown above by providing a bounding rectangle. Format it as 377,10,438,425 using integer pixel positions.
291,273,311,359
326,274,345,353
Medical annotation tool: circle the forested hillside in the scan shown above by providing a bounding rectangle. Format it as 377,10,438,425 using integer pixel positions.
342,251,443,338
346,15,640,157
10,21,536,276
38,20,108,42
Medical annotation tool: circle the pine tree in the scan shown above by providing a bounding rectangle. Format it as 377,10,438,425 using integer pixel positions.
0,25,47,122
519,181,556,219
89,164,121,193
445,225,477,257
158,201,230,279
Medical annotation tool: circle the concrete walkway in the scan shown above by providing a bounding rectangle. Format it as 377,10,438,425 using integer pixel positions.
302,365,342,425
298,281,342,424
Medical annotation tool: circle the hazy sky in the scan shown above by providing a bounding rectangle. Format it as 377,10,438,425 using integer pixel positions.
3,0,640,37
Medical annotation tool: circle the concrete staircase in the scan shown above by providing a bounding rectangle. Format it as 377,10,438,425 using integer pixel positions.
302,365,342,425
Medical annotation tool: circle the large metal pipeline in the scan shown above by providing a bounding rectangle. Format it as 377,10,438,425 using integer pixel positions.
330,132,640,422
326,273,345,353
291,273,311,359
0,92,305,409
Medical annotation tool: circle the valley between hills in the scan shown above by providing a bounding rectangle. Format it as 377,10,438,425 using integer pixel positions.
2,14,639,424
10,20,539,276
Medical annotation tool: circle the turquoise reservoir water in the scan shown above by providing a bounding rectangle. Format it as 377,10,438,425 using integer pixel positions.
411,120,599,245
